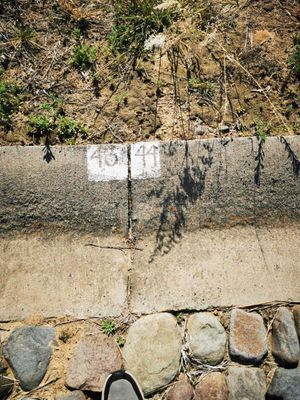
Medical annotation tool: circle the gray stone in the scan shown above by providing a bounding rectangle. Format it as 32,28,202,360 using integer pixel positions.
229,309,268,364
219,125,230,133
187,313,226,365
267,368,300,400
195,373,229,400
2,326,55,391
226,367,266,400
166,374,194,400
0,376,14,399
293,305,300,339
66,331,122,392
272,307,300,366
123,313,182,395
195,125,214,135
55,391,86,400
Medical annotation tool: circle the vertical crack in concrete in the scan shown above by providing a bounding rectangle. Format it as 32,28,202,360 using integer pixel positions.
126,144,134,313
127,145,133,242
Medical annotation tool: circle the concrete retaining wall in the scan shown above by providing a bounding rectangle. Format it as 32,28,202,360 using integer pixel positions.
0,146,128,236
0,136,299,236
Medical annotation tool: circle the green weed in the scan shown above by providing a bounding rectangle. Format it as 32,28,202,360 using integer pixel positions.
72,44,97,70
116,335,126,347
72,27,83,42
28,114,54,141
175,312,184,323
59,331,70,343
57,116,87,141
253,121,272,141
13,24,37,49
108,0,177,57
101,319,116,336
28,99,87,144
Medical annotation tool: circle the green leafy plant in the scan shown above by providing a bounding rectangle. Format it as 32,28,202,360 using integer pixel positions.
72,27,83,42
101,319,116,336
57,116,87,141
28,99,87,144
0,78,22,127
28,114,54,141
175,312,184,323
116,335,126,347
253,121,272,141
72,44,97,70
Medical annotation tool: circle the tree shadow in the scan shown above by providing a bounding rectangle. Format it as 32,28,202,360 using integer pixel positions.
149,141,214,262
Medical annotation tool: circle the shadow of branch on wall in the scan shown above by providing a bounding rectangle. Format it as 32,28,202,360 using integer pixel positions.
43,136,55,163
254,138,265,186
149,141,213,262
280,136,300,178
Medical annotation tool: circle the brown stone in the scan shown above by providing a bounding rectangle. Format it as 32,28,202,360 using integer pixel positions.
166,374,194,400
65,331,123,392
229,309,268,364
272,307,300,366
195,373,229,400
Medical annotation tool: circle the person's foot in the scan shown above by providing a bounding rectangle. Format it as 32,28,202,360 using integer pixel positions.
102,370,144,400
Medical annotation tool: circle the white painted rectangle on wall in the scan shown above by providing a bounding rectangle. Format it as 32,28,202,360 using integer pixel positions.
87,144,128,182
131,141,161,179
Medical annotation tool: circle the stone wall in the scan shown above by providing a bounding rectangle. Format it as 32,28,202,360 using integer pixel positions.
0,305,299,399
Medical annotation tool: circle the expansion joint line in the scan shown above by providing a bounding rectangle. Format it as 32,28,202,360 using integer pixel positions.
127,145,134,244
126,145,134,313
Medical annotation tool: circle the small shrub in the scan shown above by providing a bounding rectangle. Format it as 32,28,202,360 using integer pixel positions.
72,44,97,70
101,319,116,336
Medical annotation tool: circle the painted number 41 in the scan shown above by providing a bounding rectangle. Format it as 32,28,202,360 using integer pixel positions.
131,141,160,179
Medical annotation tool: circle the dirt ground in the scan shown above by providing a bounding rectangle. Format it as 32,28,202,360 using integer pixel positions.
0,0,299,145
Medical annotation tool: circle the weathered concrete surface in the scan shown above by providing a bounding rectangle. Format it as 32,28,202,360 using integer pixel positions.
131,136,300,237
1,137,299,319
0,145,128,236
0,235,129,320
130,224,300,313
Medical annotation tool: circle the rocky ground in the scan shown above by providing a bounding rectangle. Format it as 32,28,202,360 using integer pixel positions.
0,0,299,146
0,304,299,399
